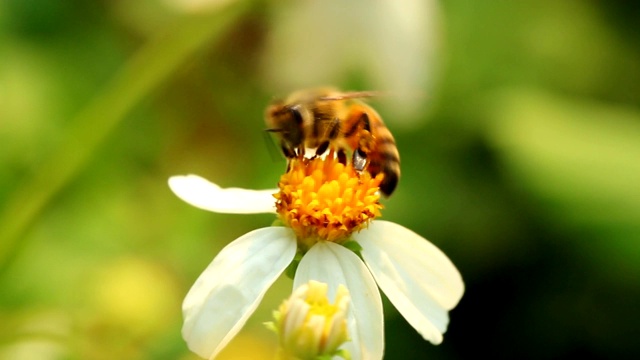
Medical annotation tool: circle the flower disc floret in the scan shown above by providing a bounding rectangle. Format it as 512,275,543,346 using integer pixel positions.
274,156,383,246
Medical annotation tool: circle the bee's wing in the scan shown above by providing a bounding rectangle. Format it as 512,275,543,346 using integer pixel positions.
318,91,382,101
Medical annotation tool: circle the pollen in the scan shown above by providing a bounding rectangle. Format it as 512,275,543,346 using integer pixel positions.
274,154,384,248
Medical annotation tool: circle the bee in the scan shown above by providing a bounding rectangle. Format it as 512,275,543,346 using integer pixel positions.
265,87,400,196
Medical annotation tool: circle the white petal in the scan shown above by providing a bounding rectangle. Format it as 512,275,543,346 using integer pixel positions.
168,174,278,214
294,241,384,360
356,220,464,345
182,227,297,359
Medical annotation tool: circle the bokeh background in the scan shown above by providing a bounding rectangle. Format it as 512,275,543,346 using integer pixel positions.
1,0,639,359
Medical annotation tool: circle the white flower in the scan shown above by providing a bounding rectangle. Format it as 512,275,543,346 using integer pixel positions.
169,157,464,360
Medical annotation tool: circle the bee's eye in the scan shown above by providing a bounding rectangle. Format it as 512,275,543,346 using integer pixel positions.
289,106,303,125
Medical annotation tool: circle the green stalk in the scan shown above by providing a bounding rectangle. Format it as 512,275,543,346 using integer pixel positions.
0,1,249,272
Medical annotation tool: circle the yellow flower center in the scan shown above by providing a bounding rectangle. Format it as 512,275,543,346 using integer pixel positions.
274,154,384,248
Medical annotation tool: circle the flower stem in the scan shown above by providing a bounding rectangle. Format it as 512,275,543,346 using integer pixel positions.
0,1,249,273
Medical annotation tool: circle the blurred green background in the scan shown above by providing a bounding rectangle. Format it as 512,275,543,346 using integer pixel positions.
1,0,639,359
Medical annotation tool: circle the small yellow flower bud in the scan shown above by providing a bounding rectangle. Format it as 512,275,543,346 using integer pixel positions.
268,280,351,360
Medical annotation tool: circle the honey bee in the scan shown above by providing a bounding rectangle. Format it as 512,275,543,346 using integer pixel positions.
265,87,400,196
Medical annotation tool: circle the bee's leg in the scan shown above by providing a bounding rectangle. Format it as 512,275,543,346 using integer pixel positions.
296,145,306,159
353,149,367,171
314,117,341,159
281,141,296,159
360,112,372,132
280,143,297,173
315,141,330,158
316,118,340,156
327,117,342,140
351,113,374,171
337,149,347,165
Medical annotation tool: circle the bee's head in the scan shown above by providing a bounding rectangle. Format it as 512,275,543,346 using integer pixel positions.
264,101,304,148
